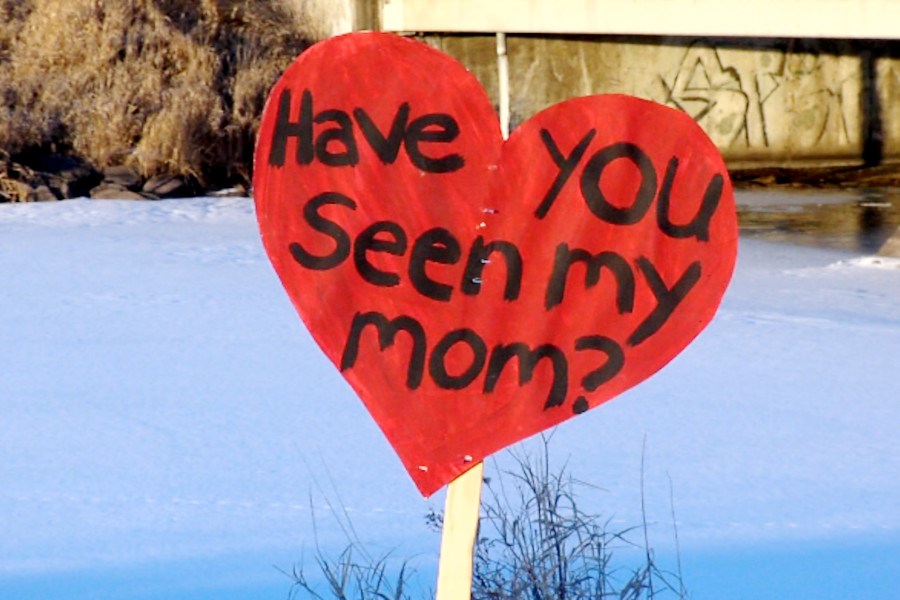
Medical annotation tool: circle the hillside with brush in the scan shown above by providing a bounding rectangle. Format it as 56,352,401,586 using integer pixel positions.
0,0,313,200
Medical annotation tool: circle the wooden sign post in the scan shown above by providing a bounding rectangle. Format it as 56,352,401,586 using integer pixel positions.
436,462,484,600
252,30,737,596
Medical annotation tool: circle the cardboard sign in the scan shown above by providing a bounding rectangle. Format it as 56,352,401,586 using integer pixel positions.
253,32,738,496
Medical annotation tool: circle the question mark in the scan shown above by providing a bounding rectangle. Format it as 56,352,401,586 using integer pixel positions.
572,335,625,414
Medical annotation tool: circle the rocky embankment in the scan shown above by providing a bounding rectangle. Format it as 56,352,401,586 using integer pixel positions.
0,151,222,202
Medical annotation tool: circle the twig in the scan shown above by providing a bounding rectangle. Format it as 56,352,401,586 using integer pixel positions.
640,436,656,598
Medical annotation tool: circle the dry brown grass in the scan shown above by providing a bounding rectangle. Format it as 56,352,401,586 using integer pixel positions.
0,0,312,188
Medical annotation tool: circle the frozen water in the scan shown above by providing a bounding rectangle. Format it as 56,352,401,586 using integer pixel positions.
0,195,897,598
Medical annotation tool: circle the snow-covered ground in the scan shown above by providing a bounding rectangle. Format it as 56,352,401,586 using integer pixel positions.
1,193,898,599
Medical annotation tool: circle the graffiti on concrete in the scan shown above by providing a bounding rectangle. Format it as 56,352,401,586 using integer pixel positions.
661,45,750,148
661,43,857,152
775,53,853,148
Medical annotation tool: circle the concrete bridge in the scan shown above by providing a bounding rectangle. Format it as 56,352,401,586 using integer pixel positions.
307,0,900,173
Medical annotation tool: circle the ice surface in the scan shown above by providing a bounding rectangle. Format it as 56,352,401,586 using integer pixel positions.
1,196,897,598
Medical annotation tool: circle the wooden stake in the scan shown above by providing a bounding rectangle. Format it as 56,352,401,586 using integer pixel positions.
435,461,484,600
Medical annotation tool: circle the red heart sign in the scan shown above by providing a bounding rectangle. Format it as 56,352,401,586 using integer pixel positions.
254,32,737,497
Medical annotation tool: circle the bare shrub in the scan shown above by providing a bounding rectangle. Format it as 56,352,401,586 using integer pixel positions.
289,546,415,600
288,439,686,599
0,0,311,188
470,439,685,599
0,1,32,63
286,487,419,600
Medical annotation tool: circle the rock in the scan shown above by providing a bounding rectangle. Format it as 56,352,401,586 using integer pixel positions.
8,160,36,182
44,173,77,199
0,156,47,201
90,182,150,201
0,177,32,202
55,161,103,198
64,169,103,198
0,178,58,202
141,173,169,192
4,153,102,200
878,226,900,258
209,183,249,197
102,164,142,190
142,174,193,198
31,184,59,202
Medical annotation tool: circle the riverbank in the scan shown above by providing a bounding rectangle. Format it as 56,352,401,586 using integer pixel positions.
0,1,311,197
